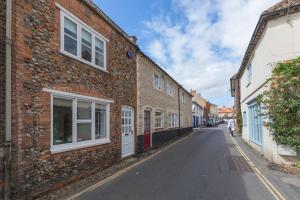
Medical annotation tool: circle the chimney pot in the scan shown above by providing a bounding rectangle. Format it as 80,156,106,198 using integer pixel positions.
129,35,137,44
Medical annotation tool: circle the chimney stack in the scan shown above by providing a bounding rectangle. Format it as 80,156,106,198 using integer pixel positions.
190,90,196,96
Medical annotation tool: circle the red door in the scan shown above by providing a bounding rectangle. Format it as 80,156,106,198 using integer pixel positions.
144,110,151,151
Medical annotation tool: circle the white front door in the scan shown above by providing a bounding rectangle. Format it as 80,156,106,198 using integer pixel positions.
121,107,134,157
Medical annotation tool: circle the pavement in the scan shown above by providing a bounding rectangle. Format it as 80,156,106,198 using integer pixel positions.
233,131,300,200
71,125,300,200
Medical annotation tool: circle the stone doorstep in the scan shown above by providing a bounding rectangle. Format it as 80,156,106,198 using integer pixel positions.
36,131,193,200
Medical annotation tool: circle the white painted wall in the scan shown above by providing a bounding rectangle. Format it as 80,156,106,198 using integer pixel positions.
240,12,300,164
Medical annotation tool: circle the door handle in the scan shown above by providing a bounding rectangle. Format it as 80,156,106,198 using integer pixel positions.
125,133,129,136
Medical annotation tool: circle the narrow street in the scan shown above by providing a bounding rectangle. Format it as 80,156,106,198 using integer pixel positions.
75,126,276,200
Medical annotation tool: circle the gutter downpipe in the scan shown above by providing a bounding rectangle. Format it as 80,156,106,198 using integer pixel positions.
5,0,12,199
178,87,181,137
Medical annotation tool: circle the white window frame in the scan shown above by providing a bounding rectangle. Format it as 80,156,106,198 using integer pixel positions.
192,103,196,113
167,81,174,96
154,110,163,129
57,3,108,71
181,92,186,103
154,74,163,91
168,113,178,128
44,88,113,154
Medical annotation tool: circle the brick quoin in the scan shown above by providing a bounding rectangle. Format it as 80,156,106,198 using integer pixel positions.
6,0,138,198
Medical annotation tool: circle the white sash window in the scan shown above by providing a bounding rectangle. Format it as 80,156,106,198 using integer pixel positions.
58,4,108,71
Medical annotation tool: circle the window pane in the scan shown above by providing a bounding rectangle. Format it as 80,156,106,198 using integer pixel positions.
77,123,92,142
95,52,104,67
81,29,92,47
53,98,73,145
64,35,77,56
155,112,162,127
64,17,77,38
155,75,162,89
167,82,173,95
95,38,104,54
77,101,91,119
95,104,106,139
81,44,92,62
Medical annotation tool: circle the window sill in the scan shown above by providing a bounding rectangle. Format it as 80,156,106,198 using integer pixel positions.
168,127,179,129
154,87,164,92
59,50,108,73
50,139,111,154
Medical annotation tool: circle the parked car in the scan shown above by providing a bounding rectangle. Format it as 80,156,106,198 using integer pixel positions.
207,119,215,127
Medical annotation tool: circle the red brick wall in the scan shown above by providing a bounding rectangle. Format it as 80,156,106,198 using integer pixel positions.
233,78,241,133
10,0,137,198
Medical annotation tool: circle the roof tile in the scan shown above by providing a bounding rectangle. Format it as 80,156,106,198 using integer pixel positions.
264,0,300,14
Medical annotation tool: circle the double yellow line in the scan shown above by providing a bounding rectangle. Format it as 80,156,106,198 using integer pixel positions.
67,131,286,200
230,136,286,200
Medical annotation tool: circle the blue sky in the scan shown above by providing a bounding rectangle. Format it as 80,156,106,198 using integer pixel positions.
93,0,278,107
93,0,172,50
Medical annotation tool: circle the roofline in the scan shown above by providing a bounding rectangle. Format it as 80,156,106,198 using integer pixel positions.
192,100,203,108
81,1,192,97
230,73,238,80
237,3,300,78
208,102,218,107
138,51,193,96
82,0,137,46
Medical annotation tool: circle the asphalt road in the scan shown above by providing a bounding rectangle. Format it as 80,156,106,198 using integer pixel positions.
77,126,275,200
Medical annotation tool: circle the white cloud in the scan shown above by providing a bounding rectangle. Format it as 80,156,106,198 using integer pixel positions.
143,0,278,106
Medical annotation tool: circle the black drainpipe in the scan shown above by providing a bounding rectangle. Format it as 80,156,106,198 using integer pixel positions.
178,87,181,137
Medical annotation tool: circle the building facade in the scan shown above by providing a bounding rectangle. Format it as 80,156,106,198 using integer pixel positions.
190,90,208,124
1,0,138,198
192,102,204,127
136,52,193,152
218,107,233,119
237,0,300,164
208,103,218,123
230,73,241,134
